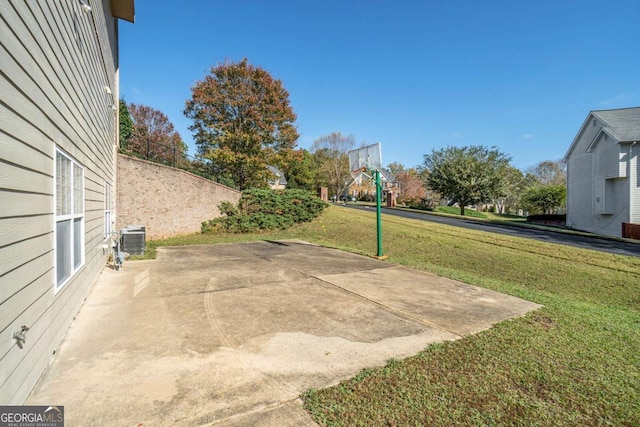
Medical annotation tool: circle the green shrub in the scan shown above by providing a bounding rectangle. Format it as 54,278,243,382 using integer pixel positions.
359,193,376,203
202,188,328,233
218,200,239,217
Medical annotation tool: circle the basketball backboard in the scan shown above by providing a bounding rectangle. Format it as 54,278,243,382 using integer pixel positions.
348,143,382,172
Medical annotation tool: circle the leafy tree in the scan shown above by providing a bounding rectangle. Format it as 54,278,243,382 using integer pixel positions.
527,160,566,186
398,169,427,205
422,145,511,215
387,163,426,205
281,149,319,190
125,103,187,166
492,166,537,214
519,160,566,215
522,184,566,214
184,58,299,190
118,98,133,148
387,161,405,177
311,132,355,198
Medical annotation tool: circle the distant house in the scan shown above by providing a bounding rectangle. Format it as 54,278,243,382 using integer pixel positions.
267,165,287,190
0,0,134,403
347,169,397,202
563,107,640,238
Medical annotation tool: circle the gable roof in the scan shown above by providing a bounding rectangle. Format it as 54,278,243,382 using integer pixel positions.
591,107,640,132
348,168,395,187
564,107,640,161
379,168,395,183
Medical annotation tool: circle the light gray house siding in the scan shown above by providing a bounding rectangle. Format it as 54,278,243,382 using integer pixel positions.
0,0,133,404
564,108,640,238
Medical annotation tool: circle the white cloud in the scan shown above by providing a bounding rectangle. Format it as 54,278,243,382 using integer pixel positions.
450,132,463,139
521,133,533,139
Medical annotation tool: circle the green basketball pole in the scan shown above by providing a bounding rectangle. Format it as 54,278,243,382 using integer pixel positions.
374,169,383,258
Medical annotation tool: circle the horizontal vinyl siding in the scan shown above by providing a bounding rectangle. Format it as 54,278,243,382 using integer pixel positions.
0,161,51,194
567,151,593,229
0,253,53,311
0,216,52,253
0,0,119,404
0,191,51,218
0,234,52,280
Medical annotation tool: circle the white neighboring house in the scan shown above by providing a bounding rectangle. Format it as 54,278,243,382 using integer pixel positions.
0,0,134,403
563,107,640,238
267,165,287,190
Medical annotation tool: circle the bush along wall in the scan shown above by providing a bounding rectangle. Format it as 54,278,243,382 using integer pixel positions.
202,188,328,233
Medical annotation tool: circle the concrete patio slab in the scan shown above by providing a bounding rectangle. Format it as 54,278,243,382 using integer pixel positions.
27,240,541,426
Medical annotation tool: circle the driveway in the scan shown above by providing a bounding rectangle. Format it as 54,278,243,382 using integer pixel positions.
28,241,540,426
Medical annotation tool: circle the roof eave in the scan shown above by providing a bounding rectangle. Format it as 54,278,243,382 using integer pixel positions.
110,0,135,23
563,111,596,162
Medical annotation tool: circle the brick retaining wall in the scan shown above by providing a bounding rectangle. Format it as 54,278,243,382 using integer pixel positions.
116,154,241,239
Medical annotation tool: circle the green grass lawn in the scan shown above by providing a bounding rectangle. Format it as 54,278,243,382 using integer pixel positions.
140,206,640,426
396,204,490,219
434,205,488,218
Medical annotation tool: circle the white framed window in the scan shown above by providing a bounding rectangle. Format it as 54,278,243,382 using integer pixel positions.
55,148,84,291
104,181,112,239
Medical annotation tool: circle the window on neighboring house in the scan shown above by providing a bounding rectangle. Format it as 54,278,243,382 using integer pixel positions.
104,181,112,239
55,148,84,291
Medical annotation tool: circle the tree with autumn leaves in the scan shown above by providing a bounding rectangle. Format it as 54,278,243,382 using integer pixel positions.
119,100,187,166
387,162,427,205
310,132,355,198
184,59,299,190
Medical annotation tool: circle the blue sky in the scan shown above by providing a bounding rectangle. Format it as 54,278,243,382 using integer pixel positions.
119,0,639,171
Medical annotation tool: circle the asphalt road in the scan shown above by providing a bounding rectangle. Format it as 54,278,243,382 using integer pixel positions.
340,204,640,258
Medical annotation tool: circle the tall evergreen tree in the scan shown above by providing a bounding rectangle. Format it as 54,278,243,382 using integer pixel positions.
118,97,133,149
